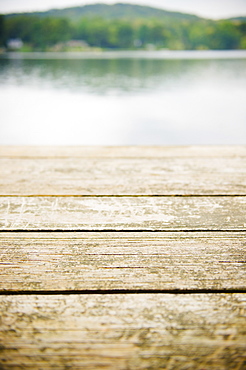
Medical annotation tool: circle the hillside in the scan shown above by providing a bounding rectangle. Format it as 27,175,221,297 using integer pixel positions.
229,17,246,21
2,3,246,51
6,3,203,22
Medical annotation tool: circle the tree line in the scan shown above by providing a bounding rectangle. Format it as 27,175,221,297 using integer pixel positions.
0,14,246,51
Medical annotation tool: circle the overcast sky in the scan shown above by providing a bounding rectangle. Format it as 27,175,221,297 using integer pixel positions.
0,0,246,19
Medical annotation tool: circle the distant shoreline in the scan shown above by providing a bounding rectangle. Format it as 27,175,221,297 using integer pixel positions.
1,50,246,60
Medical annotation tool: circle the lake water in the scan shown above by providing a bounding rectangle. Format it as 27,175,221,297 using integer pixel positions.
0,50,246,145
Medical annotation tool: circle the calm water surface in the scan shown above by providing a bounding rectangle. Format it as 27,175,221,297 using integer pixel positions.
0,50,246,145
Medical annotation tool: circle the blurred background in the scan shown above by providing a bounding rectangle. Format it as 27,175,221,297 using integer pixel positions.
0,0,246,145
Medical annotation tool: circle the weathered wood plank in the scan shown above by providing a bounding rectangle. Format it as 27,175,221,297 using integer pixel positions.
1,157,245,195
1,145,246,158
0,232,245,291
0,196,245,231
0,294,245,369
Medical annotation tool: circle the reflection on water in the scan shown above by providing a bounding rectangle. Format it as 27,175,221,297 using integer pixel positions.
0,51,246,145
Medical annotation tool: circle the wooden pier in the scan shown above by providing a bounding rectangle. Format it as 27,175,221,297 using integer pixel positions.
0,145,245,369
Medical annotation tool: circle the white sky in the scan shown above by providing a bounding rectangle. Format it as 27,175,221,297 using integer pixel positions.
0,0,246,19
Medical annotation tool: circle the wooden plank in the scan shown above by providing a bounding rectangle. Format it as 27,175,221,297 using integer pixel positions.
1,145,246,158
0,294,245,369
0,196,245,231
0,232,245,291
0,157,245,195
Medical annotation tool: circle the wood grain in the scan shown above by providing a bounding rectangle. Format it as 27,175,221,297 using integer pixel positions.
0,232,245,291
1,157,245,195
1,145,246,158
0,196,245,231
0,294,245,369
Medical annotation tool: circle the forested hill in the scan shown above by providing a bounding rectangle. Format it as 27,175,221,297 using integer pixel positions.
6,3,202,22
229,17,246,21
1,3,246,51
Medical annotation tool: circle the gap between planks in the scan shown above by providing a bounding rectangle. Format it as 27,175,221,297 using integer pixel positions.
1,229,245,231
0,194,245,197
1,289,246,296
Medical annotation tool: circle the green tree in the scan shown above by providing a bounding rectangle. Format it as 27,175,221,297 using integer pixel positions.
207,21,241,49
116,21,134,48
236,21,246,49
0,15,5,45
138,23,149,45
